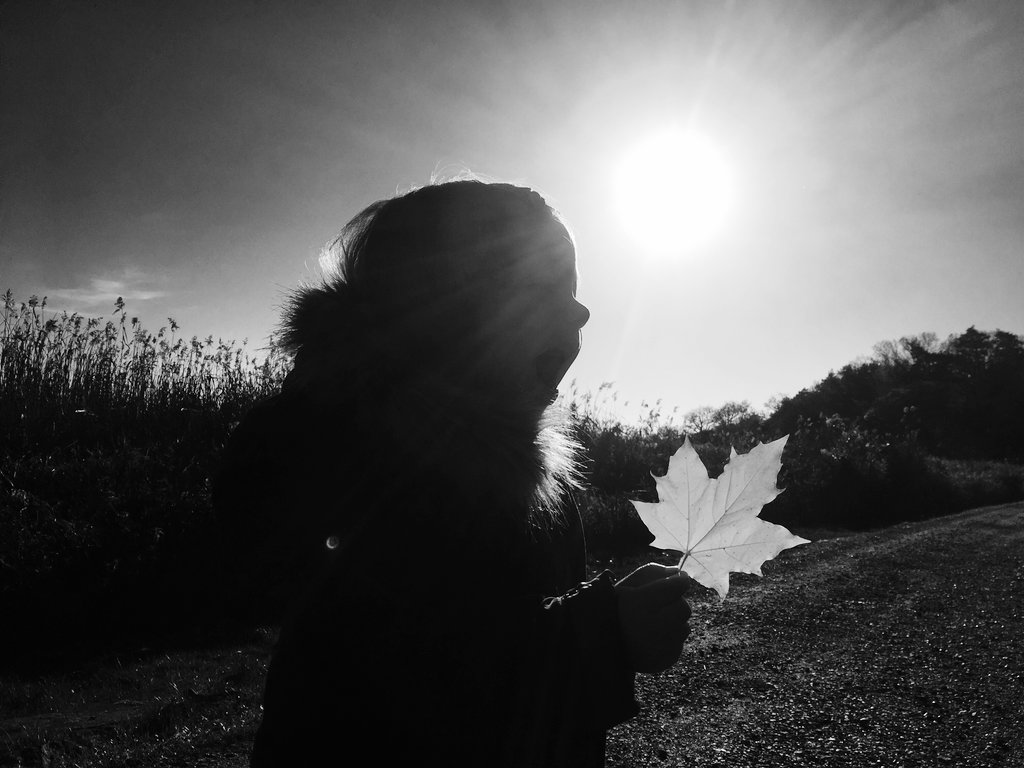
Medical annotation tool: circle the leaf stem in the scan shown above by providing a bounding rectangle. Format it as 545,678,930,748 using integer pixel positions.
678,551,689,572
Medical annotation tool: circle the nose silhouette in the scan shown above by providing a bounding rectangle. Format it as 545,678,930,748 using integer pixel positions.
574,300,591,329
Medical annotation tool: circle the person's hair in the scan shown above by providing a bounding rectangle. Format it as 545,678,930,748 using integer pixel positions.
278,179,582,528
281,180,571,380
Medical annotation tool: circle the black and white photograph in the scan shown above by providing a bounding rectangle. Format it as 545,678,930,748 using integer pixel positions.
2,1,1022,765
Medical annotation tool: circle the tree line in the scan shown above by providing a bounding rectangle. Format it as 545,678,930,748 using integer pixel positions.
575,327,1024,554
770,326,1024,463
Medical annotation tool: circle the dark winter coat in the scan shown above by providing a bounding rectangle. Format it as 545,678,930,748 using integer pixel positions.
214,388,638,767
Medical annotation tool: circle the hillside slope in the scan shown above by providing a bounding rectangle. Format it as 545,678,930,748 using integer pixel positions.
609,503,1024,767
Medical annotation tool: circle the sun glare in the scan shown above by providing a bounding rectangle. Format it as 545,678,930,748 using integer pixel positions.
612,130,736,254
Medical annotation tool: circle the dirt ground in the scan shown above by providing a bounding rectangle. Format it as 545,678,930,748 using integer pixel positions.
3,502,1022,767
606,502,1024,767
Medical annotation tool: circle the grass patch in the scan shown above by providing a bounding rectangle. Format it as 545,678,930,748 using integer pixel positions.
0,633,274,767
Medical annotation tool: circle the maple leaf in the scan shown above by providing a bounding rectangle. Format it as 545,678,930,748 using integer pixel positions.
630,435,809,598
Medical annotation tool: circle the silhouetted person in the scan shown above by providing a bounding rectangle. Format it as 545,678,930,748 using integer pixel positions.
214,180,691,767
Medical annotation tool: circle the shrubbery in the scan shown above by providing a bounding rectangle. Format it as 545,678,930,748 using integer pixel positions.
758,414,959,531
569,406,970,556
1,294,287,659
2,292,1022,653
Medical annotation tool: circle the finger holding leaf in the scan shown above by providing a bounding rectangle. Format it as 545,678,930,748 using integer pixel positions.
615,568,692,673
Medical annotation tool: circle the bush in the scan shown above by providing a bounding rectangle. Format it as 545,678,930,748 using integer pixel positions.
930,457,1024,509
575,488,653,560
762,414,960,531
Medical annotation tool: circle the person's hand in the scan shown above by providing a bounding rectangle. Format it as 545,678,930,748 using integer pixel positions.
615,563,691,673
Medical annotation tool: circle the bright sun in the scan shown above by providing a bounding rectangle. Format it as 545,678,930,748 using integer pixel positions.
612,129,736,254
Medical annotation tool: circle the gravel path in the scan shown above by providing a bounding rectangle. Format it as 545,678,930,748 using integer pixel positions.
5,503,1021,767
606,502,1024,767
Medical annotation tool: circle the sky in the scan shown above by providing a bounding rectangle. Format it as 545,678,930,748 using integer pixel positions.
3,0,1023,423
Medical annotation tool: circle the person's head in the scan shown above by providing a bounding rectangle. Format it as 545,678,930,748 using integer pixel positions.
282,180,590,416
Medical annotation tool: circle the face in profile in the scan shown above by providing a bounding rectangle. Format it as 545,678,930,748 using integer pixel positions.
474,214,591,411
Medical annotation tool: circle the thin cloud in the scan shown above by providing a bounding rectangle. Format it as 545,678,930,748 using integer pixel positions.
40,270,169,316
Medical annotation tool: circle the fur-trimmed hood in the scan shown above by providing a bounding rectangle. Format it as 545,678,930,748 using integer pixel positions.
277,357,582,537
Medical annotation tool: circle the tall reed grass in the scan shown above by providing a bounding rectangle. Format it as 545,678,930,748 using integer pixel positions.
1,290,289,423
1,291,293,656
